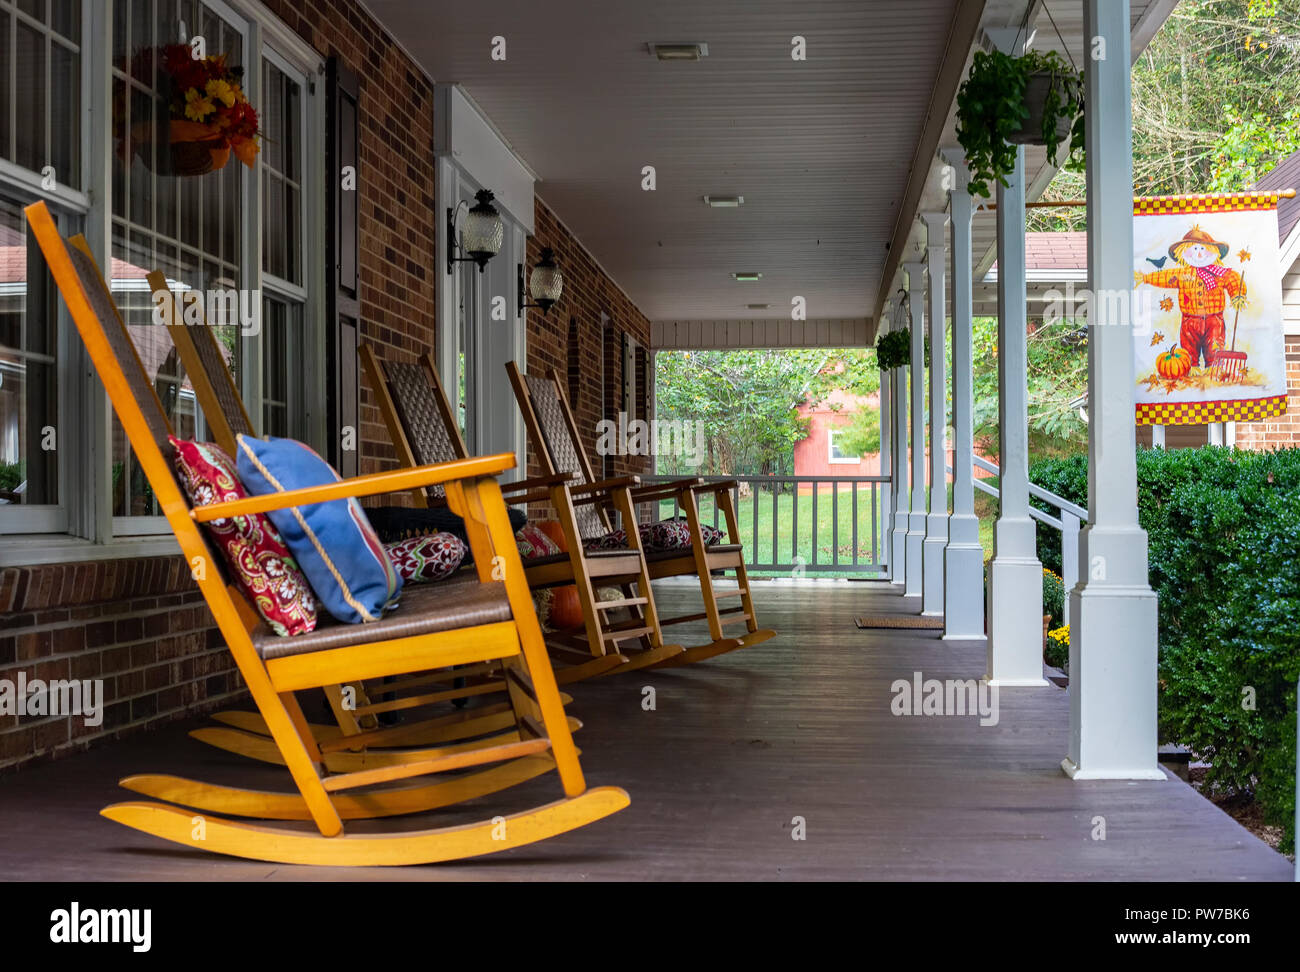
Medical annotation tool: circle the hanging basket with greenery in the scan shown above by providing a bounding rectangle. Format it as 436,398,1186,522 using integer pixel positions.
875,329,911,370
955,48,1084,198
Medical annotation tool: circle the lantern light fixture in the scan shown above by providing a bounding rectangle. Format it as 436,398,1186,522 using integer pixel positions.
446,189,504,275
518,247,564,317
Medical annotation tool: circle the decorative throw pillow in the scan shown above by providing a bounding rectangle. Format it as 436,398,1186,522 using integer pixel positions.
235,434,401,624
384,532,466,583
515,523,562,561
583,520,725,552
366,504,528,546
168,436,316,637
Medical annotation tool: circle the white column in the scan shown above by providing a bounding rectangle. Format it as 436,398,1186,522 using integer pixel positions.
940,148,985,639
986,142,1046,686
890,319,909,583
1207,422,1224,446
903,260,927,599
921,213,949,615
879,349,893,578
1064,0,1162,780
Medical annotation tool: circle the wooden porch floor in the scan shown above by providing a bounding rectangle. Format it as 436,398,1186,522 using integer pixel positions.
0,581,1291,881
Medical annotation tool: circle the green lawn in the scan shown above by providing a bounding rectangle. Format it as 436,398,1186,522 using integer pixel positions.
652,482,998,577
652,485,886,577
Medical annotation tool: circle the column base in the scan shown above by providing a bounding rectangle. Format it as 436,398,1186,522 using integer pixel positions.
921,518,948,616
1061,757,1166,782
943,535,985,639
1065,581,1160,780
986,554,1045,685
904,513,926,598
890,513,908,588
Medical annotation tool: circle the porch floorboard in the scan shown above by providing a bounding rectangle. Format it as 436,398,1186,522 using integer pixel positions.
0,581,1291,881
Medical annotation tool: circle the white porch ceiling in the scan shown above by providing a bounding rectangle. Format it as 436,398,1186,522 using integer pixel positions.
362,0,969,325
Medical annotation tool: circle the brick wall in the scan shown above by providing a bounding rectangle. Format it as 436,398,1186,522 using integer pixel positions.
1235,339,1300,450
0,559,240,772
524,198,654,521
261,0,439,481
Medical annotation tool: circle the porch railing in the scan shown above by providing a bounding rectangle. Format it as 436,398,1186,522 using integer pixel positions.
949,455,1088,625
640,475,889,576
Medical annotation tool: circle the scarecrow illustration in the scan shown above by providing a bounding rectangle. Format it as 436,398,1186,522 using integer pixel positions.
1134,225,1248,368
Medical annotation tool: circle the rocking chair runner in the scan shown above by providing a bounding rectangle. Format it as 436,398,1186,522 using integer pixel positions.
505,362,775,666
144,271,565,764
361,345,685,676
28,200,627,865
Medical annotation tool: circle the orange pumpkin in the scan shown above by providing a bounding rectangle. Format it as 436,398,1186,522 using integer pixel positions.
1155,344,1192,379
535,520,584,630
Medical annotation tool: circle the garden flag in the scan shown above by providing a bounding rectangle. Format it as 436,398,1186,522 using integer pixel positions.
1131,192,1289,425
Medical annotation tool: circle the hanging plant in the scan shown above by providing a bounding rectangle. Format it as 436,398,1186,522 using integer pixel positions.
115,44,261,177
875,329,911,370
955,48,1084,198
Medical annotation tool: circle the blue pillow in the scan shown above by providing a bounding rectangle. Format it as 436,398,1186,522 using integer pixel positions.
235,435,401,624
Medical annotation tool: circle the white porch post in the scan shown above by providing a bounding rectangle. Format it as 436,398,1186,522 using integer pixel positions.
986,142,1046,686
890,305,909,582
940,148,985,639
903,260,927,598
879,339,893,578
921,213,949,615
1064,0,1161,780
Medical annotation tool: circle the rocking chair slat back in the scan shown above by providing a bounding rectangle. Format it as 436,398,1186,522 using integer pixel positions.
511,366,607,539
146,270,254,456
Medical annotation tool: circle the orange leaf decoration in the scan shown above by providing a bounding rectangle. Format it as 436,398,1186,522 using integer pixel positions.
230,136,260,169
1159,297,1174,312
1238,249,1252,262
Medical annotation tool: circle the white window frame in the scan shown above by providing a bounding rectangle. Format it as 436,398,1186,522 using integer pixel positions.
0,0,325,565
827,427,859,465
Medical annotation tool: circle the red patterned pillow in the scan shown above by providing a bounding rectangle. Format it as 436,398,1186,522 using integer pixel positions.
384,532,466,583
515,523,562,561
169,436,316,637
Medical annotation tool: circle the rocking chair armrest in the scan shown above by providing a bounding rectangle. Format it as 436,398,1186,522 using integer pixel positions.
629,477,702,496
569,475,641,495
504,487,556,506
500,471,579,494
192,453,516,522
691,478,739,495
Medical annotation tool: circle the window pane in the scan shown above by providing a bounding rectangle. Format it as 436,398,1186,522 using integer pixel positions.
50,40,79,186
13,21,46,174
261,295,301,438
261,59,302,285
0,197,59,507
16,0,45,21
50,0,79,44
0,12,10,161
110,0,245,514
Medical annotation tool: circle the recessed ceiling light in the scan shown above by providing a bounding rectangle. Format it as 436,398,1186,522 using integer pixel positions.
746,303,770,309
732,272,762,281
648,42,709,61
704,195,743,208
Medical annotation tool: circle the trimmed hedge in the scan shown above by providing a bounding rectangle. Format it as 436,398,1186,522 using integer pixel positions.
1029,446,1300,852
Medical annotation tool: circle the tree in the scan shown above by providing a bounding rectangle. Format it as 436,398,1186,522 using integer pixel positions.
1029,0,1300,232
654,348,881,475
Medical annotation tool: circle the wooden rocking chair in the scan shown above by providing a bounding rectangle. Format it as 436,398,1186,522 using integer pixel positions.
28,200,627,865
506,362,775,666
144,272,563,763
361,345,685,677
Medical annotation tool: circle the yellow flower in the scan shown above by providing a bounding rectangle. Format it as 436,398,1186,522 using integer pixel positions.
1048,624,1070,642
205,78,237,108
184,88,215,121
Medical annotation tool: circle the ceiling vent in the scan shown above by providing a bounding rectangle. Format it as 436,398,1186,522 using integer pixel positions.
648,42,709,61
703,195,743,208
732,272,763,282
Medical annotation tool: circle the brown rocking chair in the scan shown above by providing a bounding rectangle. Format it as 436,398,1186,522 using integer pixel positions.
144,272,574,766
361,345,685,677
29,200,627,864
505,362,775,666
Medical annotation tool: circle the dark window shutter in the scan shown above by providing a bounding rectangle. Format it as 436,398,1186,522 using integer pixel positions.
326,58,360,477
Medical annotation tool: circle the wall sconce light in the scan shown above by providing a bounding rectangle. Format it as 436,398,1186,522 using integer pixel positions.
518,247,564,316
446,189,504,275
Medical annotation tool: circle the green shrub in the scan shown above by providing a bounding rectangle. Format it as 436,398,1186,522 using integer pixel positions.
0,460,23,492
1029,445,1300,852
1042,568,1065,628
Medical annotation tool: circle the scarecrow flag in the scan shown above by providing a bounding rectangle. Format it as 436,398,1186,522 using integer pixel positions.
1132,192,1288,425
